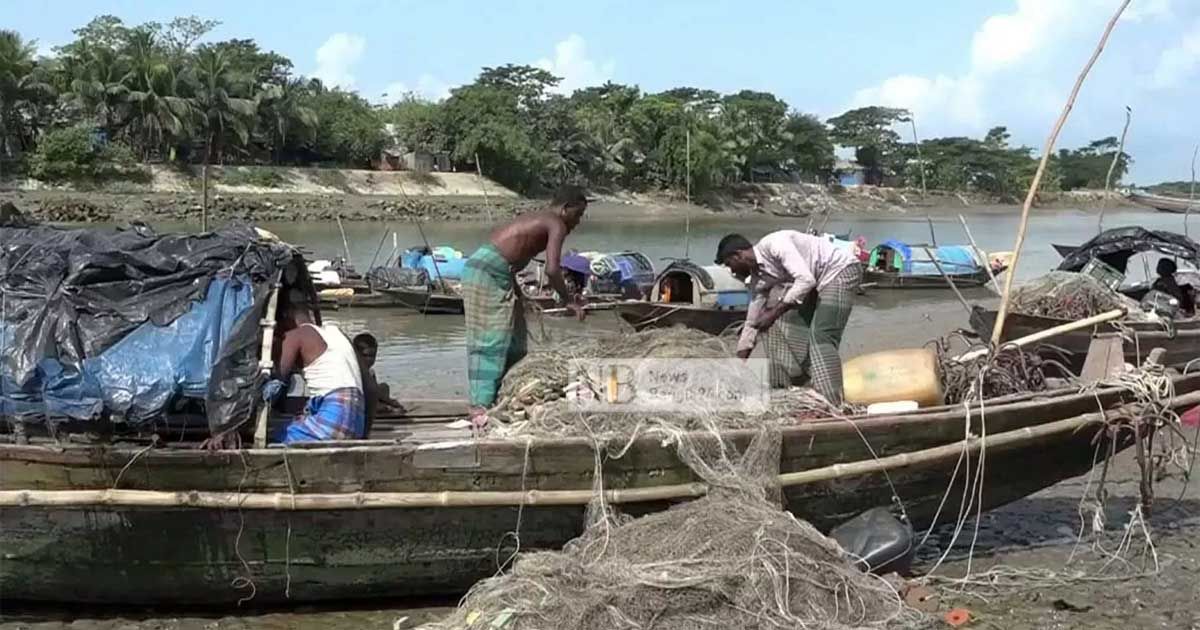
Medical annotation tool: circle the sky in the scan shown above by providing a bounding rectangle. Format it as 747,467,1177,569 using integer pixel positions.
5,0,1199,183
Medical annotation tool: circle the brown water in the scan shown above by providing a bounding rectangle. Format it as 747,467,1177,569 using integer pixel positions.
4,204,1196,629
267,205,1187,400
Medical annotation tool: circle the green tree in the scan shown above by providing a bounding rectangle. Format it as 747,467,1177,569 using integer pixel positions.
190,46,256,164
0,30,56,157
381,95,447,153
827,106,910,185
570,82,642,186
59,43,130,139
256,78,317,163
123,28,193,159
1056,137,1131,190
303,85,385,167
782,113,835,179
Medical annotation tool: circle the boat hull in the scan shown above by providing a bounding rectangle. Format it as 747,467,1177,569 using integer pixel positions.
863,267,994,289
969,306,1200,371
1128,192,1196,214
4,377,1198,605
615,302,746,336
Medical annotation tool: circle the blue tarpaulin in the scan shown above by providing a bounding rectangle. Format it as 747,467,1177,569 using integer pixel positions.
1,224,300,433
874,241,980,276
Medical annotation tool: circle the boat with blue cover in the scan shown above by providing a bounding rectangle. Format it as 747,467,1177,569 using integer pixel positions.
864,240,1004,289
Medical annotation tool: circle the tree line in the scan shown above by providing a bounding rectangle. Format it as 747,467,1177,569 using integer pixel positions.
1,15,1131,196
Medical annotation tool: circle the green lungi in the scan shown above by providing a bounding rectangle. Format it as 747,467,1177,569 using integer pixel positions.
765,264,861,403
463,243,527,408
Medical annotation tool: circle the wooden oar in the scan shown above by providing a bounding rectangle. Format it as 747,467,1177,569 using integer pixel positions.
956,308,1125,362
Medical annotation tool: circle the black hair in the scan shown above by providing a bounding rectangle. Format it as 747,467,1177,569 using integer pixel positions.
352,332,378,349
552,184,589,211
1157,258,1178,277
714,234,753,264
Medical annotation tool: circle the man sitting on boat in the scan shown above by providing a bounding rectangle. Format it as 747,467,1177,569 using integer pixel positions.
353,333,405,436
270,296,365,442
463,185,589,425
1152,258,1196,316
716,230,861,403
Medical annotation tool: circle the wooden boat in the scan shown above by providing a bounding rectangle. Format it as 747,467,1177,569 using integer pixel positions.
615,261,749,335
3,375,1198,605
865,241,1002,290
969,305,1200,372
1128,191,1196,214
862,266,994,289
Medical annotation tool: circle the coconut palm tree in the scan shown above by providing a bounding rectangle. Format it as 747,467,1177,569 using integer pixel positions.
0,30,55,157
256,77,317,164
189,47,256,164
60,43,130,139
124,29,194,159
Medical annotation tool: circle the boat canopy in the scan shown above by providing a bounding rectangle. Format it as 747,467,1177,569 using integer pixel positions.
1057,227,1200,274
401,245,468,280
868,240,981,276
651,260,750,309
0,224,306,434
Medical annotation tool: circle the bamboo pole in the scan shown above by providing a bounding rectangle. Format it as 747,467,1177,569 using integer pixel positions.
991,0,1131,346
1187,144,1197,238
926,215,937,247
921,246,972,316
253,284,282,448
0,409,1123,511
910,116,927,198
958,214,1001,295
201,163,210,232
959,308,1124,362
1097,106,1131,234
474,153,495,223
335,215,354,271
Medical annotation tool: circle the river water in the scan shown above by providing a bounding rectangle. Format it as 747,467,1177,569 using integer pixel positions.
265,204,1187,401
3,204,1195,630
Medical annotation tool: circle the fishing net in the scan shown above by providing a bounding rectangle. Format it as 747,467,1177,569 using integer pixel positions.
491,328,851,436
930,336,1050,405
1009,271,1150,321
422,427,931,630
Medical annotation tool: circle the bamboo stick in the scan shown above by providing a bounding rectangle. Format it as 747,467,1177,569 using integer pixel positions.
253,284,282,448
335,215,354,271
1097,106,1131,234
958,214,1001,295
0,410,1116,510
959,308,1124,362
991,0,1131,345
921,246,972,316
474,153,495,223
1187,144,1197,238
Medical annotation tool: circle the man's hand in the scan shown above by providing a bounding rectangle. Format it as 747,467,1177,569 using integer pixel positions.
736,348,752,360
568,300,587,322
752,303,790,331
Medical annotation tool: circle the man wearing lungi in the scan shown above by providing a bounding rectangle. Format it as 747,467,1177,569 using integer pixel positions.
716,230,861,404
463,185,589,425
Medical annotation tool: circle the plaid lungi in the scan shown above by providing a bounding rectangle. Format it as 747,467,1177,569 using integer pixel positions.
765,263,861,403
463,243,527,408
277,387,365,443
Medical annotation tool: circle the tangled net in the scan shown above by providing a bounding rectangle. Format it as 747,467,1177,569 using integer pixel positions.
1009,271,1149,321
491,328,851,437
929,335,1051,405
422,428,930,630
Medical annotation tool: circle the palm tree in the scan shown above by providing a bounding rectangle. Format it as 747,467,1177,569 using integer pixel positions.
124,29,193,160
190,47,256,164
60,43,130,139
256,77,317,163
0,30,55,157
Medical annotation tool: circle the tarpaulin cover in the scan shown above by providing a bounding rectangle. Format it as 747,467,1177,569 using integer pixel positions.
871,241,980,276
1,224,296,433
1057,227,1200,274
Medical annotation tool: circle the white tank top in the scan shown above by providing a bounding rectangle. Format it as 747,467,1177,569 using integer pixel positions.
300,324,363,396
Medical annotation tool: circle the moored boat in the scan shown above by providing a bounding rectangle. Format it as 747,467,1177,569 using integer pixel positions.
615,260,749,335
3,375,1198,605
1128,191,1197,214
864,241,1003,289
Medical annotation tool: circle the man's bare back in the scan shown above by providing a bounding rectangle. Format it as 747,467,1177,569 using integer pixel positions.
489,211,567,269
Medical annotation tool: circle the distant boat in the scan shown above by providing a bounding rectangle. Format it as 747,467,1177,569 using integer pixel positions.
864,241,1004,290
614,261,749,335
1128,192,1197,214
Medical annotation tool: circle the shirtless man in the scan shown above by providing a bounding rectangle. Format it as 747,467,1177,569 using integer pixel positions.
463,185,588,424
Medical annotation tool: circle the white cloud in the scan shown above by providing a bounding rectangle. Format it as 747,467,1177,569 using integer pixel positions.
1150,20,1200,88
535,34,615,94
382,75,453,103
1122,0,1172,22
312,33,366,90
851,74,985,129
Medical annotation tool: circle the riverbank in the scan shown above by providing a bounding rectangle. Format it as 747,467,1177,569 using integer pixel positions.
0,164,1140,224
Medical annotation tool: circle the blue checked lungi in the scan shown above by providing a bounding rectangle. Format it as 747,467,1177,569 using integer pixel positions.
276,387,366,443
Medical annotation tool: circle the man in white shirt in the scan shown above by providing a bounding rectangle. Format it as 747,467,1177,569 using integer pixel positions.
715,231,862,403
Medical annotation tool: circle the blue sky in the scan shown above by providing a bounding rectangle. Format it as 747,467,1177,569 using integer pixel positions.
6,0,1199,183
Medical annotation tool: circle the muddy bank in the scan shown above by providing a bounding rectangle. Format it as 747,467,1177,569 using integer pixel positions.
0,190,534,224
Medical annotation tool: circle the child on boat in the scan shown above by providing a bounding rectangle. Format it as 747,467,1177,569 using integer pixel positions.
353,333,405,436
